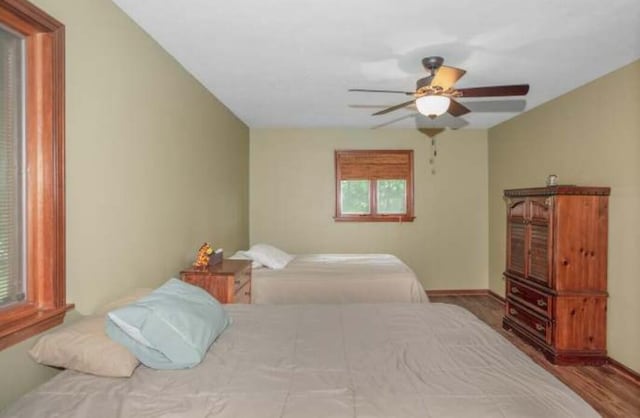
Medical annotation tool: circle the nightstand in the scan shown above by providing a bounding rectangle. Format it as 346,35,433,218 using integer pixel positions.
180,259,252,303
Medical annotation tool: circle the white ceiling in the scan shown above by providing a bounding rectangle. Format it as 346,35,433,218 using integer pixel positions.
112,0,640,129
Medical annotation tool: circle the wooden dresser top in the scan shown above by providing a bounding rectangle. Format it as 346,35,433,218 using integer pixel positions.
181,259,251,275
504,185,610,197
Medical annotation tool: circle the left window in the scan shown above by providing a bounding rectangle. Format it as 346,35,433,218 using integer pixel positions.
0,0,68,350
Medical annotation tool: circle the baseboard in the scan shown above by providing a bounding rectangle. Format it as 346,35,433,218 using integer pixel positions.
607,357,640,385
426,289,490,297
425,289,507,302
488,290,505,303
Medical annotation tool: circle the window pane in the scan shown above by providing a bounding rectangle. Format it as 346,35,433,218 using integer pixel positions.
0,26,25,307
377,180,406,214
340,180,370,214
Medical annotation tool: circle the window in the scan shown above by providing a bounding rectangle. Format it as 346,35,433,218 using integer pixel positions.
0,0,68,351
0,25,25,309
335,150,414,222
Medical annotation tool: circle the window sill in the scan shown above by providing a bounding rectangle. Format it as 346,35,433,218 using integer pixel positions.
0,304,74,351
334,215,415,223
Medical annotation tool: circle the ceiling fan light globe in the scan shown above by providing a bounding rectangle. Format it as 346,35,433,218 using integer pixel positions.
416,95,450,118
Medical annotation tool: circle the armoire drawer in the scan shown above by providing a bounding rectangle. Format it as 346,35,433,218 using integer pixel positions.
505,300,551,344
506,279,552,318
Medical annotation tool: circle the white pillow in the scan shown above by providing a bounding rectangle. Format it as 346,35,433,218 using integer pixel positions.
228,250,264,269
246,244,294,270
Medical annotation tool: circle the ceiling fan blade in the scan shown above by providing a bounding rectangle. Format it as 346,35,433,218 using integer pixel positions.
349,88,414,95
447,99,471,117
372,99,416,116
456,84,530,97
431,65,466,90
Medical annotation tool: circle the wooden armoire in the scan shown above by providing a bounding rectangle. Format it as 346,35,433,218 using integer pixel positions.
502,185,610,365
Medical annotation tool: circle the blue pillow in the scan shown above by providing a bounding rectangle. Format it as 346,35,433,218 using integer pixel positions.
105,278,229,369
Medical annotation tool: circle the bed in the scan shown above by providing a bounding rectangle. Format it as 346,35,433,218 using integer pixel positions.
251,253,429,304
3,303,597,417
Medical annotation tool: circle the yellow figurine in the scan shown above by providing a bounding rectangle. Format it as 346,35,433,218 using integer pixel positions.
193,242,214,268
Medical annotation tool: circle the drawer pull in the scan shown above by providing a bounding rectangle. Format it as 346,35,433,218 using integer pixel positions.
244,291,250,296
536,299,547,307
511,287,520,294
509,308,518,316
234,279,240,285
535,323,545,332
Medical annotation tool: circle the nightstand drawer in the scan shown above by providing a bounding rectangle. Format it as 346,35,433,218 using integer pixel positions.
234,269,251,292
180,259,252,304
234,280,251,304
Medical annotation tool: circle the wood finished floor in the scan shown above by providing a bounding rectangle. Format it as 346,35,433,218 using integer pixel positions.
428,295,640,418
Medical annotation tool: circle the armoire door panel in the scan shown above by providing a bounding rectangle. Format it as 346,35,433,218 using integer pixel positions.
507,222,526,277
529,197,552,224
528,224,550,285
507,199,527,220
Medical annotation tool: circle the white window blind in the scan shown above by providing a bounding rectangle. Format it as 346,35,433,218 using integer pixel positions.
0,26,25,307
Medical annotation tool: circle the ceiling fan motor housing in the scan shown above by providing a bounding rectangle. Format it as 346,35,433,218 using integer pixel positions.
421,56,444,73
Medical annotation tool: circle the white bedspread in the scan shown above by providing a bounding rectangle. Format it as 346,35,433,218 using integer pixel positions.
3,303,597,417
252,254,428,304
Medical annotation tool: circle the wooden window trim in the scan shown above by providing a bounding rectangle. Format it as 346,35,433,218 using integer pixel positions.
0,0,71,351
334,150,415,222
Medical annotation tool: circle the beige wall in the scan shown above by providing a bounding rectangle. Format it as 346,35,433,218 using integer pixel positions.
250,128,489,291
0,0,249,408
488,60,640,373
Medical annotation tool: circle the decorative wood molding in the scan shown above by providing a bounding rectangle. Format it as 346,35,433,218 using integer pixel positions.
426,289,491,297
0,0,67,350
334,215,416,222
0,305,72,351
504,185,610,197
488,290,505,303
426,289,505,303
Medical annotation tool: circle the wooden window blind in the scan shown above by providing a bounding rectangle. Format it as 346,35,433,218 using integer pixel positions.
335,150,415,222
337,151,412,180
0,26,25,309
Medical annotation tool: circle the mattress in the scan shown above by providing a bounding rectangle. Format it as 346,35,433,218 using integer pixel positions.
252,253,428,304
2,303,597,417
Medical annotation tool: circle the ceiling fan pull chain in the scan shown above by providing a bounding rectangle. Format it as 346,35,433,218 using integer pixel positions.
430,138,437,175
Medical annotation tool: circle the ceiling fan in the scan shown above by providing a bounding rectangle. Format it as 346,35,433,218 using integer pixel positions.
349,56,529,119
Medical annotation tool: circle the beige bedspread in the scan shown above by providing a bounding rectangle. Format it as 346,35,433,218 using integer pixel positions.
252,254,428,304
3,303,597,417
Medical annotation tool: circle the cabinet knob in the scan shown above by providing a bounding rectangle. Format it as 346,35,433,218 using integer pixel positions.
509,308,518,316
535,323,545,332
537,299,547,307
234,279,240,285
511,287,520,294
